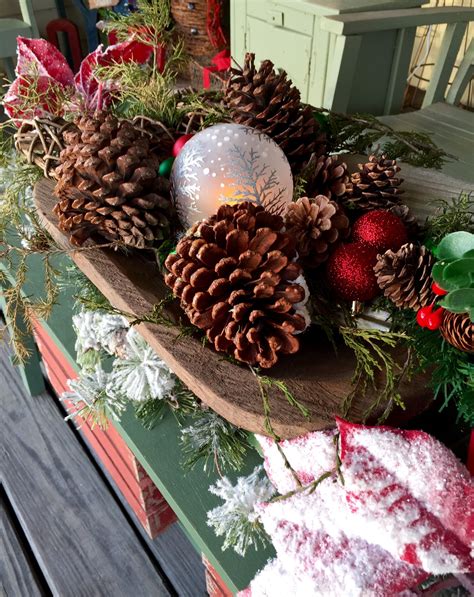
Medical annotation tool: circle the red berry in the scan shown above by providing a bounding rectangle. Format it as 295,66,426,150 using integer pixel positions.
416,306,432,327
426,307,445,331
432,282,448,296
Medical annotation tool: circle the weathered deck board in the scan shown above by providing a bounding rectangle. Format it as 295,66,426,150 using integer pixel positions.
1,494,44,597
379,102,474,185
0,340,172,597
34,178,432,438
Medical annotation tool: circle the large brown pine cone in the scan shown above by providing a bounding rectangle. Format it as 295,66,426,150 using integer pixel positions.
344,154,404,211
303,154,349,200
164,202,308,368
284,196,350,268
440,311,473,353
225,53,325,173
374,243,435,310
54,112,173,248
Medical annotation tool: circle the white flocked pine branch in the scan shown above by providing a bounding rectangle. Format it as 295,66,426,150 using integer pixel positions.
207,466,275,556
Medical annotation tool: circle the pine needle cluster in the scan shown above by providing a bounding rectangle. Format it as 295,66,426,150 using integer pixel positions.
314,108,450,169
181,408,250,475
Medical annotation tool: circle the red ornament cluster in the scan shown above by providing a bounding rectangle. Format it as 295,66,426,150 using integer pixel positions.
326,209,408,303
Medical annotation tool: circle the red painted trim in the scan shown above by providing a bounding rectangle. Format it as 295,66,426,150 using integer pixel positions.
202,555,233,597
33,320,177,537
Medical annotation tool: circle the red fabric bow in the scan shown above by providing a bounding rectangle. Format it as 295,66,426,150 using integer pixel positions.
202,49,230,89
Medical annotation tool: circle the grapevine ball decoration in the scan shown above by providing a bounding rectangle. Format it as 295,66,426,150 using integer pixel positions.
352,209,408,253
170,123,294,227
164,202,309,368
326,242,380,302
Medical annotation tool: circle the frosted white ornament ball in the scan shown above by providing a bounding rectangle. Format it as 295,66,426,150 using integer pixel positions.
170,123,293,227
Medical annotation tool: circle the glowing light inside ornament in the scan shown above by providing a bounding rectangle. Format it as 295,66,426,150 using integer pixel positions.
170,123,294,227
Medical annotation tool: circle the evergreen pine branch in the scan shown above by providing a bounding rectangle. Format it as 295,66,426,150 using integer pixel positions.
181,408,249,475
134,379,198,430
422,192,474,247
314,108,451,169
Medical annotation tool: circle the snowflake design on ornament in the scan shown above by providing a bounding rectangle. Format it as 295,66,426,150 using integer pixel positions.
175,145,205,221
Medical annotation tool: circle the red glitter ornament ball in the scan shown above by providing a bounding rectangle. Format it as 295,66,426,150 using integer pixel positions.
352,209,408,253
326,242,380,302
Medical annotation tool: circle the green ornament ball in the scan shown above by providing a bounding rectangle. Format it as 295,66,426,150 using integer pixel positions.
159,157,175,178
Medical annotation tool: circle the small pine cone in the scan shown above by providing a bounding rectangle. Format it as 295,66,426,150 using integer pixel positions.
440,311,473,353
389,203,419,240
54,112,173,248
344,154,404,211
374,243,436,310
164,202,308,368
284,196,350,268
225,53,326,173
304,155,349,200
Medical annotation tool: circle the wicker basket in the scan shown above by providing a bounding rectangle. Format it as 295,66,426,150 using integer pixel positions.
171,0,217,57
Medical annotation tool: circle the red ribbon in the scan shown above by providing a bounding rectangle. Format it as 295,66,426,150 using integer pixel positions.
202,49,230,89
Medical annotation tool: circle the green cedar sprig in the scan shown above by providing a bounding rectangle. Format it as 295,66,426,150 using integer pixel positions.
340,327,409,422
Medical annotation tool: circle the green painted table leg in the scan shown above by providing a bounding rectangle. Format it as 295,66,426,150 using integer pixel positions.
0,287,45,397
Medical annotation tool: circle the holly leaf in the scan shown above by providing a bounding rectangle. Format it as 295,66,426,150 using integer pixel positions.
437,231,474,261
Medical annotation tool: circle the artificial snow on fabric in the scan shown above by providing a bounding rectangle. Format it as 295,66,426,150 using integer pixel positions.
241,419,473,596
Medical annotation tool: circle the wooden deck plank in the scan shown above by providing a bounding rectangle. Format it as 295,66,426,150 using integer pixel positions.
0,340,172,597
1,494,43,597
379,104,474,184
5,228,271,594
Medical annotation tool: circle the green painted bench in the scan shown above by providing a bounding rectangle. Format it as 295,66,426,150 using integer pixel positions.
232,1,474,116
0,0,38,80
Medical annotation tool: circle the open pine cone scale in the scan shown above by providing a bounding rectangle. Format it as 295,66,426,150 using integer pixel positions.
165,203,308,368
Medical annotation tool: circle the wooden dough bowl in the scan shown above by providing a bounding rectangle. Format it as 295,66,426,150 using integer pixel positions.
34,179,432,438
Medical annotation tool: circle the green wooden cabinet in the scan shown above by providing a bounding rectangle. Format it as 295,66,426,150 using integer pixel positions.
231,0,426,115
